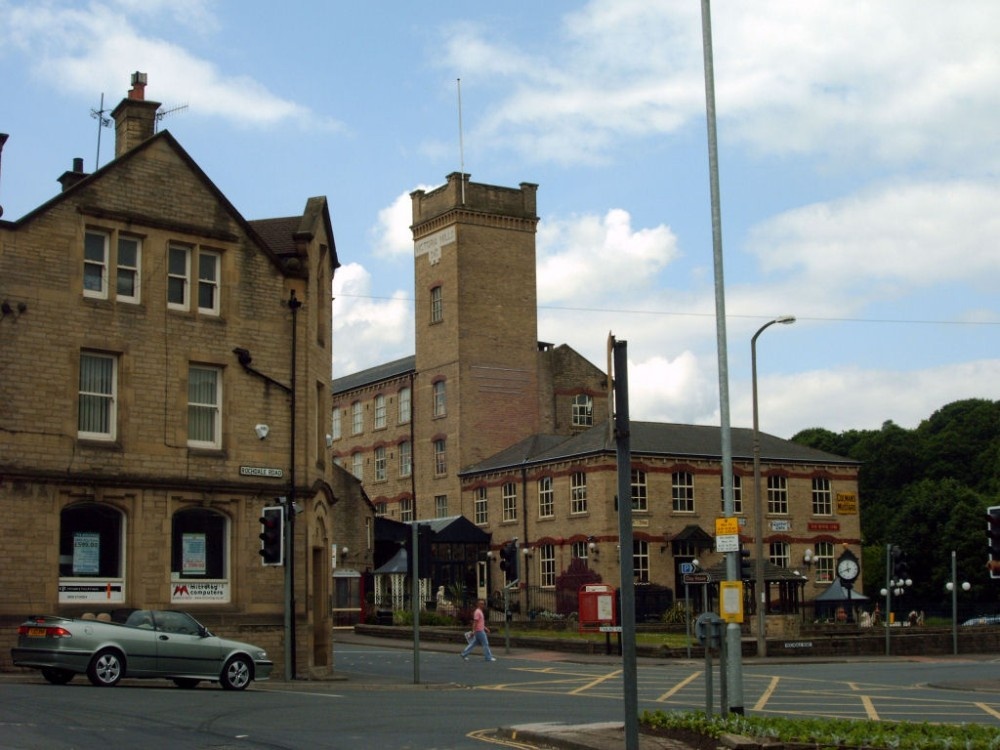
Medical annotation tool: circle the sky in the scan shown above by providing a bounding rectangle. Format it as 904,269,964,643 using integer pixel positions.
2,0,998,439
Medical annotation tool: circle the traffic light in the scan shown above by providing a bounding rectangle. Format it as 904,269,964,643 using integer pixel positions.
739,545,752,580
259,505,284,566
988,506,1000,580
498,541,518,585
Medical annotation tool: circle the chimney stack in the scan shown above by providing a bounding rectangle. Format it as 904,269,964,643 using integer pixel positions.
58,157,89,192
110,72,161,158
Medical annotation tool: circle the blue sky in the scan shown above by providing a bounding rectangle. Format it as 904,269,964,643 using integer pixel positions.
2,0,998,438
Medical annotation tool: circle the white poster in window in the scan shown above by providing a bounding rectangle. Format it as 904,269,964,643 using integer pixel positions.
73,532,100,575
182,533,207,575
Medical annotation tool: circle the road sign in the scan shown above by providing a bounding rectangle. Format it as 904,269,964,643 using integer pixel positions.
715,517,740,536
683,572,712,584
716,534,740,553
680,562,695,574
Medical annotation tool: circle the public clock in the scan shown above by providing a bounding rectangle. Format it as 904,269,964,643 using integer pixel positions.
836,550,860,583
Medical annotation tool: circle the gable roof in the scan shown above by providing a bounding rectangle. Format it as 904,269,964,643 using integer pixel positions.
461,420,858,476
333,356,416,395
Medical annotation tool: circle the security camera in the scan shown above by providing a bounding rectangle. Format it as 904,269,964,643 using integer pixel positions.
255,424,269,440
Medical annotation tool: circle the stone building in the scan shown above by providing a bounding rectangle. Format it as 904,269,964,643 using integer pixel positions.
0,73,363,678
332,172,862,617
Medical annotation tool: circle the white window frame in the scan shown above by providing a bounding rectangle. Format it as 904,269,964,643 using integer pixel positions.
633,540,650,583
331,408,341,440
78,352,117,441
672,471,694,513
433,438,447,476
374,394,386,429
767,475,789,515
572,541,588,560
197,250,220,315
351,452,364,481
502,482,517,522
720,474,743,515
351,401,363,435
430,286,442,323
399,441,412,477
84,230,109,299
474,487,488,525
432,380,446,417
572,394,593,427
631,469,647,512
374,446,387,482
539,544,556,588
570,472,587,515
168,245,191,310
538,476,554,518
116,235,141,303
434,494,448,518
398,386,411,424
812,477,833,516
814,541,835,583
187,365,221,449
769,541,790,568
399,498,414,523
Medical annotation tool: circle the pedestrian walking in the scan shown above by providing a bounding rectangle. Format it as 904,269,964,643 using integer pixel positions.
460,599,496,661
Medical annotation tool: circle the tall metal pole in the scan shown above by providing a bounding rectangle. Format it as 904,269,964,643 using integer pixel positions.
286,289,301,680
612,338,639,750
951,550,958,656
884,544,892,656
751,317,795,658
699,0,743,712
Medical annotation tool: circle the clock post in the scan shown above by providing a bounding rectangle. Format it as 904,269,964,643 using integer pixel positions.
836,548,860,624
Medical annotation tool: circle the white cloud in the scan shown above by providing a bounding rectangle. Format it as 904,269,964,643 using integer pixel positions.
370,187,436,259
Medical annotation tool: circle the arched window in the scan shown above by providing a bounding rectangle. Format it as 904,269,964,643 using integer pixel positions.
60,503,124,579
171,507,228,580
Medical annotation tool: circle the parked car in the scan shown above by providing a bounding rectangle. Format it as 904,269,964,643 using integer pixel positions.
11,609,272,689
961,614,1000,627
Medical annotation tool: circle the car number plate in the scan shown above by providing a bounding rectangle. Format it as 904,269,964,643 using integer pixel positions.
27,627,48,637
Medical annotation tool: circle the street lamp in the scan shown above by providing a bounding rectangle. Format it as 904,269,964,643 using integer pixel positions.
946,549,971,655
751,315,796,658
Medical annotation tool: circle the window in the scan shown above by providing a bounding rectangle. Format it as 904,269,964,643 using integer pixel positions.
570,472,588,515
572,541,588,560
351,401,363,435
539,544,556,587
538,476,554,518
351,452,364,481
433,439,447,476
432,380,446,417
116,236,141,302
188,366,221,448
399,498,414,523
171,508,227,581
430,285,443,323
812,477,832,515
374,502,387,517
374,446,387,481
768,541,790,568
720,475,743,514
374,394,386,429
767,475,788,514
83,231,109,299
59,503,123,580
633,540,650,583
814,541,834,583
197,250,220,315
434,494,448,517
79,352,117,441
572,394,593,427
672,471,694,512
167,245,190,309
631,469,647,512
331,408,341,440
398,386,411,424
474,487,488,525
399,441,412,477
502,482,517,522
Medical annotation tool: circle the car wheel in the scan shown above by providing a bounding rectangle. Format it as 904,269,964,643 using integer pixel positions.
220,655,252,691
41,668,74,685
87,649,124,687
173,678,200,689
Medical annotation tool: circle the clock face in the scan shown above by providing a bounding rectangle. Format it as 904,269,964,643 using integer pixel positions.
837,558,860,580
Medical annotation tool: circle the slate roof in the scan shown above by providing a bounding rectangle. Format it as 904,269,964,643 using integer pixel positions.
333,355,415,395
460,420,857,476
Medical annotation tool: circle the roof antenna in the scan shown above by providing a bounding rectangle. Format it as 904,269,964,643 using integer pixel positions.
90,93,111,170
155,103,189,133
457,78,465,205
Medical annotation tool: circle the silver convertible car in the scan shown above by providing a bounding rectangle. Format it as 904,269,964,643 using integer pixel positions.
11,609,272,689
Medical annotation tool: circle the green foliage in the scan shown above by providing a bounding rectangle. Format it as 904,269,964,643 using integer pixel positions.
640,710,1000,750
394,609,458,627
660,601,694,626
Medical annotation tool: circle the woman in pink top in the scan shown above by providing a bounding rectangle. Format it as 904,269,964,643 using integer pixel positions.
460,599,496,661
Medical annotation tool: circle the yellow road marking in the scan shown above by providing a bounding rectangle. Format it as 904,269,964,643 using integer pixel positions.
976,702,1000,720
570,668,622,695
655,671,700,702
860,695,880,720
753,676,780,712
467,728,537,748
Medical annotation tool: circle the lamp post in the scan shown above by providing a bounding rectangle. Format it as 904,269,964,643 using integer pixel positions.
946,549,971,655
751,315,796,658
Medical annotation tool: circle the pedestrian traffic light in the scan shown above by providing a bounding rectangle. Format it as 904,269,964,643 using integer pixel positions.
739,545,752,580
498,541,518,585
259,505,284,566
988,506,1000,580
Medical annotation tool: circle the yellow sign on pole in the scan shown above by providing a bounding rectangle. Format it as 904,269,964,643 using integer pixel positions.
719,580,744,623
715,517,740,536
